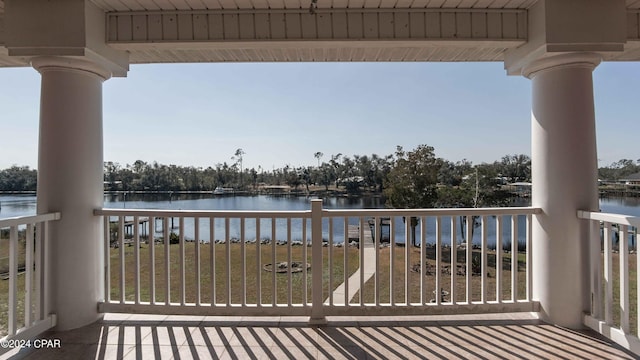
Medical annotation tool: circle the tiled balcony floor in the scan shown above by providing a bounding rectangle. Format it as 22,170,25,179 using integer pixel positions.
5,313,637,359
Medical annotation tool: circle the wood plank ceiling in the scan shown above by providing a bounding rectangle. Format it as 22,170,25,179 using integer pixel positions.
89,0,538,11
98,0,534,63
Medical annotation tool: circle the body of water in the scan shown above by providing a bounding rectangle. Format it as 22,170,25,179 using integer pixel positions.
1,194,639,248
0,193,384,219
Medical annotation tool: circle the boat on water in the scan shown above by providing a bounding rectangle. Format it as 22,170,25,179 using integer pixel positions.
213,187,235,195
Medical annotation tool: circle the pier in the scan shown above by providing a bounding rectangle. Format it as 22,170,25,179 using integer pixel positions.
108,217,150,238
346,218,391,243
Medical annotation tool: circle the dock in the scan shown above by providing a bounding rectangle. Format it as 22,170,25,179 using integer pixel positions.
344,218,391,243
346,218,392,243
109,217,150,237
347,224,373,242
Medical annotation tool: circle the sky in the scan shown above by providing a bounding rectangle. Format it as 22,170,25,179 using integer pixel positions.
1,61,638,171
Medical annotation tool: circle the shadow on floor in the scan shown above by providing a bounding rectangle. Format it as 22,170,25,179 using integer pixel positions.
7,315,637,360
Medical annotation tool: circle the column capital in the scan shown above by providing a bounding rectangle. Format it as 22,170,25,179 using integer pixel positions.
503,0,624,76
31,56,112,80
521,52,602,79
5,0,128,77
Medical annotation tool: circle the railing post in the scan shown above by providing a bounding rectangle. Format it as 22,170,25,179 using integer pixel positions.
589,217,602,319
310,199,326,325
9,226,18,335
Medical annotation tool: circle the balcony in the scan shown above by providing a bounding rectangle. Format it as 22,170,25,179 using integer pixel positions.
1,202,638,358
3,0,639,358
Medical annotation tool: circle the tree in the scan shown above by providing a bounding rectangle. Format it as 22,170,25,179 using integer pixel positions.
314,152,323,168
372,154,393,192
283,165,302,190
355,154,376,191
499,154,531,182
384,145,442,246
104,161,121,191
439,159,472,186
318,163,333,191
384,145,441,209
330,153,342,187
599,158,640,180
301,167,311,193
437,163,511,244
249,168,259,189
132,160,147,175
0,166,37,191
232,148,245,188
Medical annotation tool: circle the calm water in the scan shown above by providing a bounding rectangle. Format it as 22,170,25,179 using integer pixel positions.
1,194,639,247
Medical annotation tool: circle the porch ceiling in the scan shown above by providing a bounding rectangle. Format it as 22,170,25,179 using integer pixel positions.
69,0,544,11
1,0,640,66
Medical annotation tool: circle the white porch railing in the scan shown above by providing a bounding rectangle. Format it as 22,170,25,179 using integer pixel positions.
96,202,540,319
321,206,539,316
579,210,640,354
0,213,59,355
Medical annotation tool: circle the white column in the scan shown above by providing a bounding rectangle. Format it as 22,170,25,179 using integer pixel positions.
33,57,110,330
526,53,601,328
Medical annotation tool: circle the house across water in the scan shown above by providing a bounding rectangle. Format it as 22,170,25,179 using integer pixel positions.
506,182,532,197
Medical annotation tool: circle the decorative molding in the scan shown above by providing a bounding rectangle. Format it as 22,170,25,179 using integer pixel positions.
31,56,113,80
521,52,602,79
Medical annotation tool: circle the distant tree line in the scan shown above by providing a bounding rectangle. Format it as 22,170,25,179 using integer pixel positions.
0,147,533,203
100,152,395,194
598,159,640,180
98,149,533,197
0,166,37,192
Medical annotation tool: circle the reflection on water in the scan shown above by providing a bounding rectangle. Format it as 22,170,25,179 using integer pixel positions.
125,213,528,248
103,193,385,211
0,195,37,217
3,194,640,247
599,196,640,214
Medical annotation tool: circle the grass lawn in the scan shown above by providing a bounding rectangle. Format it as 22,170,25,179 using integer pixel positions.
109,242,361,305
108,242,528,306
358,246,527,304
610,252,638,336
0,235,30,339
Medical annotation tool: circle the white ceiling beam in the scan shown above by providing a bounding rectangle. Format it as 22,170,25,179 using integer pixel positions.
106,9,528,44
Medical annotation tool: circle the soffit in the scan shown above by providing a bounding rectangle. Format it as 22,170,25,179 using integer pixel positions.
86,0,640,11
89,0,538,11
